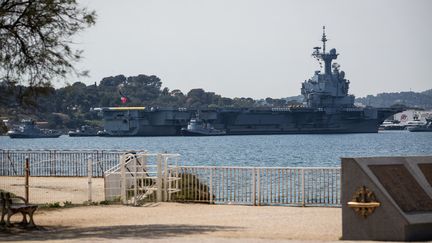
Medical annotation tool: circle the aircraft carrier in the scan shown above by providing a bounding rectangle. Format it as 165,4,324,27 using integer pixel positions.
96,27,400,136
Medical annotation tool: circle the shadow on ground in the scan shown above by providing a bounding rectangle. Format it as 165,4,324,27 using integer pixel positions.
0,224,240,241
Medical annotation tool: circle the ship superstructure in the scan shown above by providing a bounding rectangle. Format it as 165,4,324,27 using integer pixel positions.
302,26,354,108
97,27,401,136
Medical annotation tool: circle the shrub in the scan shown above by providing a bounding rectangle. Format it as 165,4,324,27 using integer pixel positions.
171,172,215,202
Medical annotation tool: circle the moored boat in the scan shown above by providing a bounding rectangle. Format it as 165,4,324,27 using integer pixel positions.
7,120,61,138
68,125,99,137
407,118,432,132
181,114,226,136
379,120,406,130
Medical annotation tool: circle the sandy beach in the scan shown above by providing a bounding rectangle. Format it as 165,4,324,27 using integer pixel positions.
0,203,341,242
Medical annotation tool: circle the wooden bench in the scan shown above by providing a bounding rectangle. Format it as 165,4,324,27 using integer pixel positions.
0,192,38,227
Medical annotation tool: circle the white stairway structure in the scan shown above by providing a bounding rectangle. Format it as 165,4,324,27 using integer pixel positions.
104,152,181,206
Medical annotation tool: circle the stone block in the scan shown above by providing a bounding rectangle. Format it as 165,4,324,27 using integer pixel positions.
342,156,432,241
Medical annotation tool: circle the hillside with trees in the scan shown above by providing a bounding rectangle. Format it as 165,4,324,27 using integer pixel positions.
355,89,432,109
0,74,264,130
0,73,430,132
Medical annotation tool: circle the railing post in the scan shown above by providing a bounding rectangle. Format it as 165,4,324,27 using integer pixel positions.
156,154,163,202
49,151,53,176
87,155,93,203
120,155,126,204
301,168,305,207
252,168,256,206
163,156,168,202
133,156,138,206
0,151,2,175
168,170,172,202
209,168,213,204
25,156,29,203
175,159,179,197
53,150,57,176
257,168,261,206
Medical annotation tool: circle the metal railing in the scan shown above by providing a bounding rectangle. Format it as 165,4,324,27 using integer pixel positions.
0,149,144,177
0,149,146,204
1,150,341,206
170,166,341,206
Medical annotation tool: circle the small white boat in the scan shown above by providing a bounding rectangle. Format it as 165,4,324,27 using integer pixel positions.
407,118,432,132
68,125,99,137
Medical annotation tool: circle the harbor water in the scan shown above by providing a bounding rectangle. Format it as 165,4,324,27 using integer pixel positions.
1,131,431,167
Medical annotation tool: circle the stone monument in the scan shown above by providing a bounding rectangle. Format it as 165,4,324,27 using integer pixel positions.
342,156,432,241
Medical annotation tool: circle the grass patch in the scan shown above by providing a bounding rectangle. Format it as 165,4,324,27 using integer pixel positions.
41,202,61,208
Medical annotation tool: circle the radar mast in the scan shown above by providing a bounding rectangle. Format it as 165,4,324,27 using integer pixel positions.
321,26,327,53
312,26,338,75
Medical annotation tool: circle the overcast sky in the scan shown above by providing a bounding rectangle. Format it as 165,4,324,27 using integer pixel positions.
73,0,432,99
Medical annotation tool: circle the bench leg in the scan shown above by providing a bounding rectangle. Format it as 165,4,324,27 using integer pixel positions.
19,212,28,226
0,209,5,225
6,210,14,227
27,209,36,227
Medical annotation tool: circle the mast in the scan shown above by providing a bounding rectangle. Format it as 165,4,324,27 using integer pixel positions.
321,26,327,54
312,26,338,75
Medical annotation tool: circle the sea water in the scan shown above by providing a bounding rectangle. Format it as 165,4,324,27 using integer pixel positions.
0,131,431,167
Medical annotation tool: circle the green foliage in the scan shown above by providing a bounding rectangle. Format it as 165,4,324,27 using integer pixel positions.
63,201,73,207
82,200,98,206
0,0,96,88
0,74,263,129
43,202,61,208
39,200,95,209
99,198,121,205
0,119,7,134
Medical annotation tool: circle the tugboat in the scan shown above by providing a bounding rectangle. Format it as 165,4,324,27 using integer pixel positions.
407,118,432,132
181,113,226,136
68,125,99,137
7,119,62,138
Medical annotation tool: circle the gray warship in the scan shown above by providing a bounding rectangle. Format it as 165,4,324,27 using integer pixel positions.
97,27,401,136
7,119,62,138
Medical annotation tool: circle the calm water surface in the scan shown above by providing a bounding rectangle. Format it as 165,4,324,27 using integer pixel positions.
1,131,431,167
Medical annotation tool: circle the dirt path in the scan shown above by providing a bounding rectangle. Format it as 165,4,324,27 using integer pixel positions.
1,176,104,204
1,203,341,242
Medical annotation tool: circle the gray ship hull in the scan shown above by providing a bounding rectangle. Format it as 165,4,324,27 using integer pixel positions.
68,132,99,137
99,107,399,136
180,130,226,136
8,133,61,138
